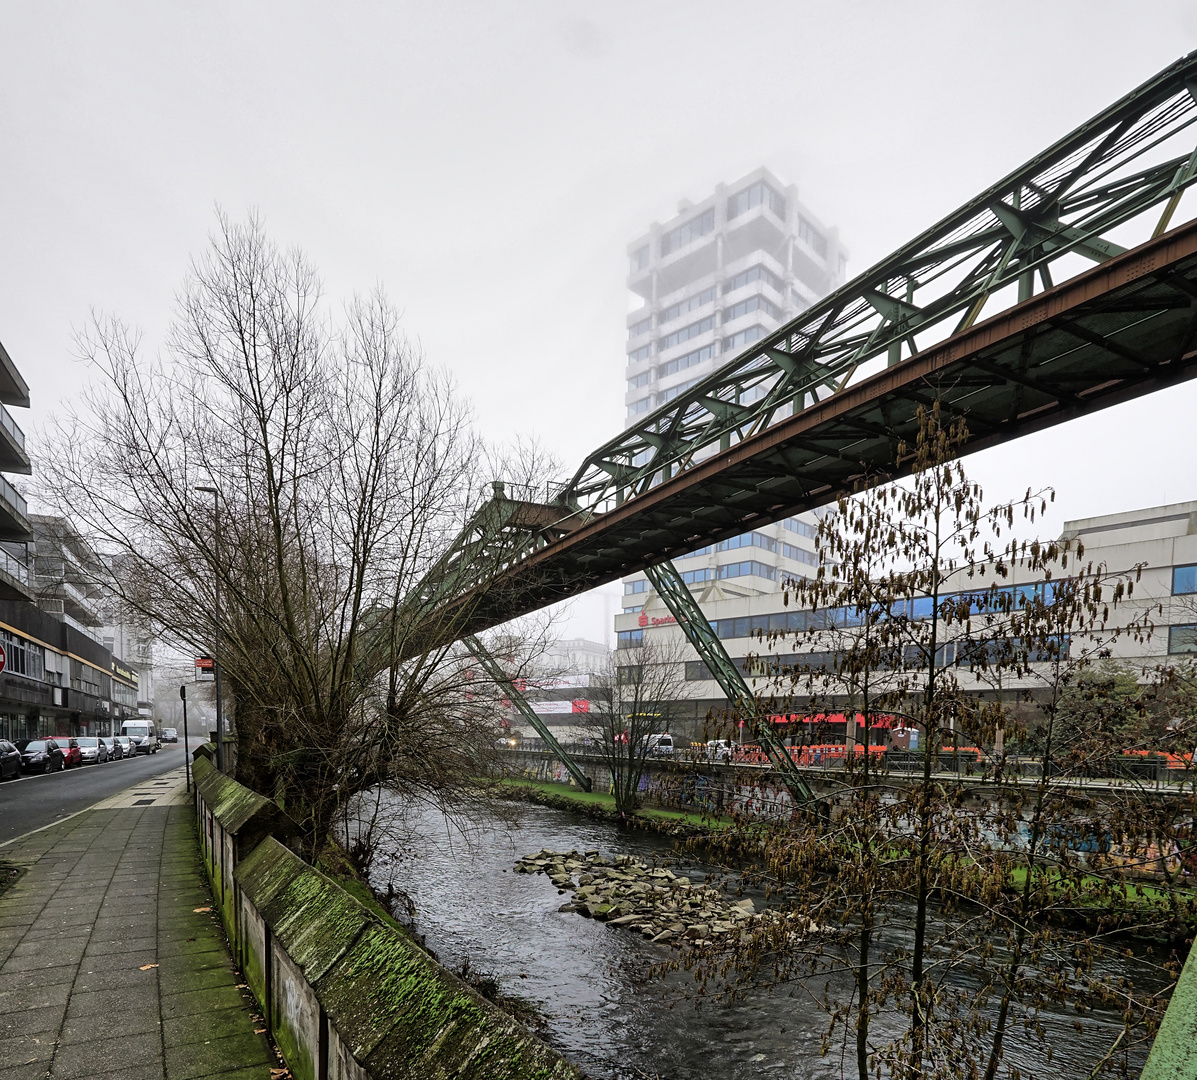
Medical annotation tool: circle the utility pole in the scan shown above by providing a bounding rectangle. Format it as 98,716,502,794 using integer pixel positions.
195,485,226,774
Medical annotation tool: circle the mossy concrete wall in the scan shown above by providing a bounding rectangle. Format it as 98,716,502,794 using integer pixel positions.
1141,938,1197,1079
191,751,584,1080
192,753,296,935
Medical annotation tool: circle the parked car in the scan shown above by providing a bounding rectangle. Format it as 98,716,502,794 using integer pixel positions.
16,739,65,773
99,736,121,761
120,721,159,755
74,737,108,765
161,727,178,744
55,737,82,769
114,736,135,759
0,739,20,780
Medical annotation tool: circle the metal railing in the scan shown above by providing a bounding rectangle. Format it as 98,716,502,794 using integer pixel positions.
0,474,28,520
0,403,26,452
0,546,29,585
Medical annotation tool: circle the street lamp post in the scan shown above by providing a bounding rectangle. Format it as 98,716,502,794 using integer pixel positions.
195,485,226,774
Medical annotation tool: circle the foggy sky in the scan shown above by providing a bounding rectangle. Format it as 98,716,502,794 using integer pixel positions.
3,1,1196,643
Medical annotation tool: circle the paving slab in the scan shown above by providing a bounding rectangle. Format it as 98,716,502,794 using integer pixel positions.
0,773,275,1079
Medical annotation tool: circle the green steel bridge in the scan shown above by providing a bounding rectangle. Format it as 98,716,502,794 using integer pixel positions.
398,53,1197,801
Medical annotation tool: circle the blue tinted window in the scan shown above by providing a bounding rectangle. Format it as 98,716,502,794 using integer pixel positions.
1173,565,1197,595
616,630,643,649
911,597,935,619
1169,625,1197,654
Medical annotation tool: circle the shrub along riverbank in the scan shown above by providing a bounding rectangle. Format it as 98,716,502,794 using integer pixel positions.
483,777,1197,940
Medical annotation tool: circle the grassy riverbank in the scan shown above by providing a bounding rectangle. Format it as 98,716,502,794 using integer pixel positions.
484,778,1196,939
481,777,734,830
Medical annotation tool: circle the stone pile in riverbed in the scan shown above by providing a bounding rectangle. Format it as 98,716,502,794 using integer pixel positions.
515,849,818,948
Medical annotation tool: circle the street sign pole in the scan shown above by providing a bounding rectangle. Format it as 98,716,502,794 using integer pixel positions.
180,685,191,794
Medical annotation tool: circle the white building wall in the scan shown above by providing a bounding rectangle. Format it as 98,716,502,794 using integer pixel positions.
614,499,1197,716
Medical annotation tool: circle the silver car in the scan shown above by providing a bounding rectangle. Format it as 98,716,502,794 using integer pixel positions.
74,737,109,764
114,735,135,760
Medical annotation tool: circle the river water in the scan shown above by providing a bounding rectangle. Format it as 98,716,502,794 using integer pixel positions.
371,799,1155,1079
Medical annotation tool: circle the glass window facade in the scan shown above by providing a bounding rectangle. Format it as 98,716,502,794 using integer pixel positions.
726,265,784,295
660,315,715,351
1173,565,1197,595
727,182,785,221
0,631,45,681
616,629,644,649
627,371,652,391
627,397,651,417
725,326,767,351
658,344,715,379
659,378,701,405
630,246,649,273
628,343,653,363
724,295,780,323
783,518,818,539
1169,625,1197,654
798,216,828,259
717,560,776,582
661,287,716,325
661,208,715,256
628,315,653,339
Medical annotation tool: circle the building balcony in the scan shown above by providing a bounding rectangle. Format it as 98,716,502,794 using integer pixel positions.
0,544,32,602
38,579,104,626
0,340,30,409
0,403,30,475
0,475,32,542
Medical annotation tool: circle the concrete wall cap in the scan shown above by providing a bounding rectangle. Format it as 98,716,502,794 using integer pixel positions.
192,756,298,842
236,837,372,984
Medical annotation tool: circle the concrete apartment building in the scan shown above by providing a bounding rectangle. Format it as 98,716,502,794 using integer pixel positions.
620,168,848,619
614,499,1197,740
0,339,148,742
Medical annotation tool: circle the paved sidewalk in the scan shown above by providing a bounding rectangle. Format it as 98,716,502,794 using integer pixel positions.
0,772,276,1080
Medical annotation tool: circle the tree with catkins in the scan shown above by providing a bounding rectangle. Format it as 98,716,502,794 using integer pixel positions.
38,212,552,859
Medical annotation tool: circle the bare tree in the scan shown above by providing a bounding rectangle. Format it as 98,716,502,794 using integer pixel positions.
38,212,548,858
583,639,688,816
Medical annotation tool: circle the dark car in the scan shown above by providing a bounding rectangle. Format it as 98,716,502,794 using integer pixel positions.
161,728,178,744
16,739,65,773
75,737,108,765
56,738,82,769
0,739,20,780
100,736,121,761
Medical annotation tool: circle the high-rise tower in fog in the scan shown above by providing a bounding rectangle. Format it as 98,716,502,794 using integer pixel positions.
620,167,848,616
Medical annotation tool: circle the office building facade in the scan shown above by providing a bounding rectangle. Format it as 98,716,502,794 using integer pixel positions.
613,498,1197,740
0,340,146,741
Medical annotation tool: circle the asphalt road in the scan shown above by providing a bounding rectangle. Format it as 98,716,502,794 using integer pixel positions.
0,739,202,845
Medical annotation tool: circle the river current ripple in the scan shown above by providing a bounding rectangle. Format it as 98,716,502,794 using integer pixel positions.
371,800,1154,1079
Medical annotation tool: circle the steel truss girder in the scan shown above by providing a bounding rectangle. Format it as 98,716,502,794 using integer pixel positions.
556,53,1197,515
410,221,1197,654
463,634,593,792
643,561,814,805
398,56,1197,666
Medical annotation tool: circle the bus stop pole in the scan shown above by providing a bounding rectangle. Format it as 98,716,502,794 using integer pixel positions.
180,685,191,794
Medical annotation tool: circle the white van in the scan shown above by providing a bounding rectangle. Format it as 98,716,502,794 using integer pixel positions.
121,720,160,755
645,733,674,757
